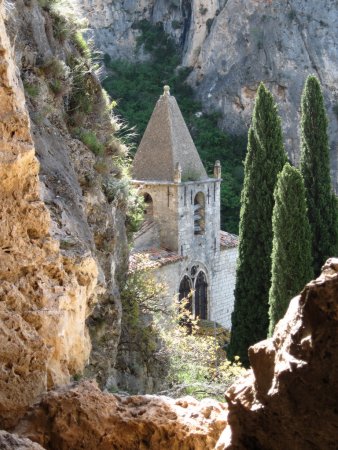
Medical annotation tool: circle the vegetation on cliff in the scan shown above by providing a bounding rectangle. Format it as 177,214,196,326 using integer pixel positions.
228,83,287,365
300,75,338,275
102,20,246,233
268,163,313,335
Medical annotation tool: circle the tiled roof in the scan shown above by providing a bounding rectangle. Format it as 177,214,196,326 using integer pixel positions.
220,230,239,249
132,89,207,182
129,248,185,272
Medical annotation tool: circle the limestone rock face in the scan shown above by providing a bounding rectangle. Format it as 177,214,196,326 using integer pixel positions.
0,0,128,427
15,381,227,450
0,1,98,428
76,0,222,66
216,258,338,449
191,0,338,185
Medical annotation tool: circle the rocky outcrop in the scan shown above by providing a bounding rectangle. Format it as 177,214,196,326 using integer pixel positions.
0,431,45,450
0,0,128,427
0,1,96,428
15,381,227,450
216,258,338,449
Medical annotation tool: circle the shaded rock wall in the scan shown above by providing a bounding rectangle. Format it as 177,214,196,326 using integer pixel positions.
0,0,128,427
14,381,227,450
216,258,338,449
0,1,96,427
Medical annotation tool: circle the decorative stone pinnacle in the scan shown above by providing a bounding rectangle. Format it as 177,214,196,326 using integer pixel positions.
174,162,182,183
214,160,221,179
163,85,170,96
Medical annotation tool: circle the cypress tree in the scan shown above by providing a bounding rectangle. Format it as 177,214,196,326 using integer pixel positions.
300,75,338,275
268,163,313,336
227,83,287,366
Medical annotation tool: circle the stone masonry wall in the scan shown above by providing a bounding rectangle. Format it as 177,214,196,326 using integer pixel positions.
211,247,237,330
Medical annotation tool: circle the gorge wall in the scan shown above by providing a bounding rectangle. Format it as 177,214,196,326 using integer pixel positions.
77,0,338,188
0,0,128,426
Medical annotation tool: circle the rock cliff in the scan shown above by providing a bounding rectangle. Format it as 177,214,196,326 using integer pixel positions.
14,381,227,450
0,0,128,427
10,259,338,448
217,258,338,449
76,0,338,188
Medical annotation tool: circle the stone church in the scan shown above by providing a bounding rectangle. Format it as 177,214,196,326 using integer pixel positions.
130,86,238,329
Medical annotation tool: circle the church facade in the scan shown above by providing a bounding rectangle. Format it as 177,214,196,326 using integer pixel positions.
130,86,238,329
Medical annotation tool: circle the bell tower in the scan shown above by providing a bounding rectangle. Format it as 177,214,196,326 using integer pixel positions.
132,86,221,261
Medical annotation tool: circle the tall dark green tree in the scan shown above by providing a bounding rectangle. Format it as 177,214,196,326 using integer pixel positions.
300,75,338,275
268,163,313,336
227,83,287,366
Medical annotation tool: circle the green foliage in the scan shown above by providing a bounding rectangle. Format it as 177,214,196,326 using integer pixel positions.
76,129,104,155
102,177,145,234
102,20,246,233
160,299,246,399
300,75,338,275
24,81,39,98
268,163,313,336
73,31,91,58
120,265,246,399
228,83,287,366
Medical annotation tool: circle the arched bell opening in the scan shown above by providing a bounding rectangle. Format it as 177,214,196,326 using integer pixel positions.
194,271,208,320
143,193,153,218
194,192,205,235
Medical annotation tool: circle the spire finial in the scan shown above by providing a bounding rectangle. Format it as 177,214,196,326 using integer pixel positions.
214,160,221,179
163,85,170,96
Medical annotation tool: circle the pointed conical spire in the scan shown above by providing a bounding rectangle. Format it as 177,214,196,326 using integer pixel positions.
132,86,208,182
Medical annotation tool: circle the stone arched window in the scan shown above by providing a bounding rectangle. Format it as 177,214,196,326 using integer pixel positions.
194,271,208,320
194,192,205,235
143,193,153,218
179,275,192,313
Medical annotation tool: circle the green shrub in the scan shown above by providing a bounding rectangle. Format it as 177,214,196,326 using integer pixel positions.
172,20,182,30
24,82,39,98
72,31,91,58
77,129,104,155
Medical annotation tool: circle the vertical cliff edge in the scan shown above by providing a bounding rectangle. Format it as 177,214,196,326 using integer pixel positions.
0,0,128,427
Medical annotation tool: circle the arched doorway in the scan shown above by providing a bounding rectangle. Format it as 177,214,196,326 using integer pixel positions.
179,275,192,313
143,193,153,218
194,271,208,319
194,192,205,235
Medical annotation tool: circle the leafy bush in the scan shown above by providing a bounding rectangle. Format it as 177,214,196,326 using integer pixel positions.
76,129,104,155
120,259,246,399
24,81,39,98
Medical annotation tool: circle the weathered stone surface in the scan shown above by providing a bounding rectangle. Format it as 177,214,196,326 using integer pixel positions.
216,258,338,450
76,0,221,66
0,1,96,428
0,0,128,427
0,431,45,450
191,0,338,187
15,381,227,450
